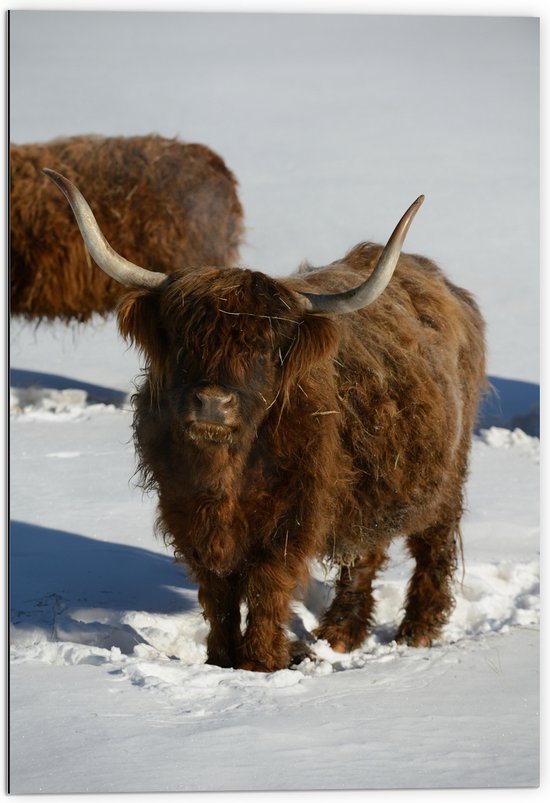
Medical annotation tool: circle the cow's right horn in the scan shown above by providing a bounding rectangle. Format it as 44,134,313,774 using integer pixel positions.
42,168,169,290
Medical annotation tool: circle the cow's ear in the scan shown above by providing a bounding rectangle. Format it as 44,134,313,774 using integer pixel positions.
283,313,340,383
117,290,168,385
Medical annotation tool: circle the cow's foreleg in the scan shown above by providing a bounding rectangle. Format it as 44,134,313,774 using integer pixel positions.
239,562,301,672
197,572,243,668
314,547,388,652
397,522,459,647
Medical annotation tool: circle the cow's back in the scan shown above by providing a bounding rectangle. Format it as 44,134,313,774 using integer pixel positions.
288,245,486,561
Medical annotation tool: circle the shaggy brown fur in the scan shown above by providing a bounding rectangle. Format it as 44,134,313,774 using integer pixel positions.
115,241,486,672
10,134,244,322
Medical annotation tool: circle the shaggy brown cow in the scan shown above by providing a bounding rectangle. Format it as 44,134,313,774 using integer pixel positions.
44,168,486,672
11,134,243,322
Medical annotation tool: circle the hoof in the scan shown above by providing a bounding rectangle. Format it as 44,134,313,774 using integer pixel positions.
313,627,355,653
289,639,315,666
407,634,432,648
396,629,433,648
205,655,234,669
237,657,289,673
237,660,272,672
329,639,349,653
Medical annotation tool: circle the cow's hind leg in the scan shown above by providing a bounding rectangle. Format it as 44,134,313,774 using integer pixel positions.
397,520,460,647
314,547,388,652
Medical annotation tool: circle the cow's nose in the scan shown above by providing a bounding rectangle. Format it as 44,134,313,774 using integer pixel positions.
195,389,237,421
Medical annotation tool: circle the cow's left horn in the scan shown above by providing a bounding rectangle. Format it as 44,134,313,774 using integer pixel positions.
298,195,425,314
42,168,169,290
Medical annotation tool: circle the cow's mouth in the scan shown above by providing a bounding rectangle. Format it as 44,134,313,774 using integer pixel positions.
185,422,235,445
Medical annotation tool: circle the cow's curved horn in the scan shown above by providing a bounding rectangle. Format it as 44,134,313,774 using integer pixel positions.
298,195,425,314
42,168,169,290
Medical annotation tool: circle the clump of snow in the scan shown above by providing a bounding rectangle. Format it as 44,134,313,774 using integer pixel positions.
445,560,539,641
477,426,540,460
10,386,120,422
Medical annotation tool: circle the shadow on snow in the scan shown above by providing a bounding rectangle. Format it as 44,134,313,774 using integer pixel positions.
478,376,539,437
9,521,198,655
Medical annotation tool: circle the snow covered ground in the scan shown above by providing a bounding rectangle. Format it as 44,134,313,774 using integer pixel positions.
8,9,540,795
8,381,541,792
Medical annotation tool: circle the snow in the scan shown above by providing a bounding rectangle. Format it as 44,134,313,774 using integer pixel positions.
8,9,540,796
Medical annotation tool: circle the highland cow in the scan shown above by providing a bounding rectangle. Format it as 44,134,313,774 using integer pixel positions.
10,135,243,322
44,167,486,672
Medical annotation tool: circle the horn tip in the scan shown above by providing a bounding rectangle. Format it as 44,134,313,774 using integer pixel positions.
42,167,65,189
295,292,314,312
42,168,76,199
